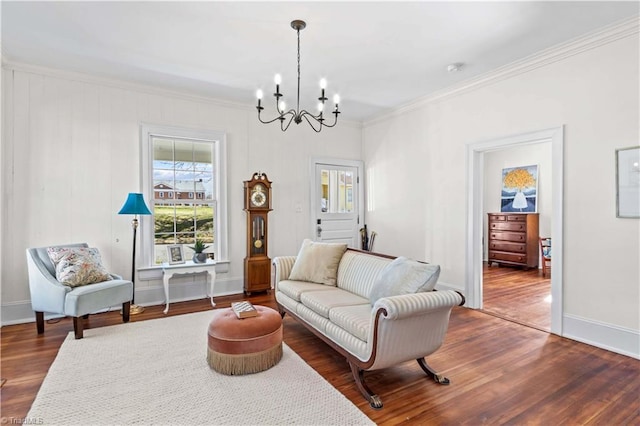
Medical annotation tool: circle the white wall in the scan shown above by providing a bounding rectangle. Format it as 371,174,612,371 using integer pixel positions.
0,64,362,323
363,29,639,354
483,142,552,261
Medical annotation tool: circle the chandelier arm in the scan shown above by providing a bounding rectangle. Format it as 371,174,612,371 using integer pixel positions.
299,109,326,127
300,109,340,129
300,112,323,133
258,112,287,125
258,110,295,125
319,112,339,128
281,113,297,132
304,108,339,129
300,109,321,120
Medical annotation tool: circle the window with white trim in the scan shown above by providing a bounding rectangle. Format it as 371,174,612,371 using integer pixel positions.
140,125,228,266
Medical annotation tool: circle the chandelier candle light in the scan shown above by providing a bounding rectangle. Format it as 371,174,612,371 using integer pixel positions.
256,20,340,133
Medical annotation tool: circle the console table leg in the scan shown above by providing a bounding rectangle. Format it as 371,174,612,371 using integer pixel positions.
208,270,216,307
161,263,216,313
163,274,171,314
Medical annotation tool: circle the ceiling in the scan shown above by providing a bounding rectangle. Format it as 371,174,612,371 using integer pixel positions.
2,2,638,122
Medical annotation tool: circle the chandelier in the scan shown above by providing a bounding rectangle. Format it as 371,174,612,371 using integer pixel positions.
256,20,341,133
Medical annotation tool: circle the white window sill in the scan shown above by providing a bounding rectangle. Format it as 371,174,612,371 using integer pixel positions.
138,260,229,281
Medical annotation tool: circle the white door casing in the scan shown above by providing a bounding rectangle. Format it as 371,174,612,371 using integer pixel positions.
465,126,564,335
311,158,364,248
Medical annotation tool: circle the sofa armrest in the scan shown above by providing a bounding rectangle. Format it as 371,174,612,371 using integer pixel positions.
272,256,297,289
26,250,71,313
363,290,464,370
373,290,464,320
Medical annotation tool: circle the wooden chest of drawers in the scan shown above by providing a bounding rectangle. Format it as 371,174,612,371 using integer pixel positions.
487,213,539,269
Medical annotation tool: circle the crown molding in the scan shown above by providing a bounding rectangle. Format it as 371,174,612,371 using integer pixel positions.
2,58,252,110
1,58,362,129
364,15,640,128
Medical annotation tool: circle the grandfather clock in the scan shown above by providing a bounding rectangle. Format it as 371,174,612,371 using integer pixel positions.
244,172,272,295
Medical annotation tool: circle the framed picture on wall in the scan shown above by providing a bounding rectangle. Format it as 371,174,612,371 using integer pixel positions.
167,245,185,264
616,146,640,218
500,164,539,213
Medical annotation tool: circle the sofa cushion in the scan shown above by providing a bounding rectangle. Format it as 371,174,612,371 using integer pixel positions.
369,256,440,304
325,322,369,361
329,304,372,342
337,251,392,298
277,280,333,302
47,246,112,288
288,239,347,286
300,288,369,319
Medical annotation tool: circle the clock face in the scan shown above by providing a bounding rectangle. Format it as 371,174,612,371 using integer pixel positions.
250,184,267,207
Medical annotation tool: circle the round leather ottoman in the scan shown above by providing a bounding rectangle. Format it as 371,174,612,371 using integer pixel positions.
207,305,283,375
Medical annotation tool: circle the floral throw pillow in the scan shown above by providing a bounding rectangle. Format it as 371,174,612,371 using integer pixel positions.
47,247,112,288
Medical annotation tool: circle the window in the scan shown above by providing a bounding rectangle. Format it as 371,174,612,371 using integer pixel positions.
141,125,228,266
320,168,355,213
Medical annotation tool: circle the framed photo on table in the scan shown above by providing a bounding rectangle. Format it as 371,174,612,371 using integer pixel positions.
616,146,640,218
167,245,185,264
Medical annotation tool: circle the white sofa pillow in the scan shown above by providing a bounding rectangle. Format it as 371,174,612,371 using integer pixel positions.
369,256,440,304
289,239,347,286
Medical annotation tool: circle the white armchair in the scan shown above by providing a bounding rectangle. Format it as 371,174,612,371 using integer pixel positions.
26,243,133,339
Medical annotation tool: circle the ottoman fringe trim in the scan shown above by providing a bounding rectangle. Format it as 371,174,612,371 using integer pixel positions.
208,344,283,375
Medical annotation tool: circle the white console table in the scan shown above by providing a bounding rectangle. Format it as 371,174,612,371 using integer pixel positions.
161,260,216,314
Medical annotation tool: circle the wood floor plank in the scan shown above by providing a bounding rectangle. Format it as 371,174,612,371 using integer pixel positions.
1,291,638,425
483,262,551,331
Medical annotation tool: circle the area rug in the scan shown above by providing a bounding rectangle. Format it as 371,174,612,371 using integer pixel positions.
27,310,373,425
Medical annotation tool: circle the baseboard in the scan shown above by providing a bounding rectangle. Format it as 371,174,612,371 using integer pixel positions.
1,301,51,325
563,314,639,359
0,276,244,326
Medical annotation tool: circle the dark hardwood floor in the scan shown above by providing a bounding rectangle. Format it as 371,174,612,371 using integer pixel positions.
483,262,551,331
2,292,638,425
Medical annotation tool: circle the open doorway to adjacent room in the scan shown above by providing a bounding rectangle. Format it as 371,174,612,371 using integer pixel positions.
466,126,563,335
481,143,552,332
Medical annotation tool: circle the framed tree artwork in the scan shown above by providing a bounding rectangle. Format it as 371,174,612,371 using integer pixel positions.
501,165,538,213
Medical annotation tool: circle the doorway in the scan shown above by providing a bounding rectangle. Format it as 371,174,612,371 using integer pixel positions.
482,143,552,331
465,127,564,335
310,158,364,248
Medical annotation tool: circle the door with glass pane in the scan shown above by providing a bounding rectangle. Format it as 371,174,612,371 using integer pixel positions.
313,161,362,247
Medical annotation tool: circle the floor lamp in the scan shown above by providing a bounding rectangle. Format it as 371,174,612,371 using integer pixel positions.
118,192,152,315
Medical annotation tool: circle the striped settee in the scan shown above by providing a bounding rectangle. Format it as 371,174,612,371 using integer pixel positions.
273,248,465,409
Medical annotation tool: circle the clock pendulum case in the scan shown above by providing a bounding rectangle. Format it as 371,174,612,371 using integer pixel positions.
243,172,272,295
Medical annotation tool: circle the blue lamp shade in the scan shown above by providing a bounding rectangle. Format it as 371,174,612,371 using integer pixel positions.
118,193,152,215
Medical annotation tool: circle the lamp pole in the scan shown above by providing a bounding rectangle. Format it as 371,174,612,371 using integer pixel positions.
118,193,152,315
130,217,139,305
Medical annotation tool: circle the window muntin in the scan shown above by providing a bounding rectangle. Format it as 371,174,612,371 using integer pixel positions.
152,136,216,264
